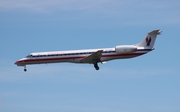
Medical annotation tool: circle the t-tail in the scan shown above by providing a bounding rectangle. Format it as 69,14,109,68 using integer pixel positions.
137,29,162,49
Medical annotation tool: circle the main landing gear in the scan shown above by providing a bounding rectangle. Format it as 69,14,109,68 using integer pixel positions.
94,63,99,70
24,65,27,72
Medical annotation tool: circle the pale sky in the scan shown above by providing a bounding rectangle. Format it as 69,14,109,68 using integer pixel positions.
0,0,180,112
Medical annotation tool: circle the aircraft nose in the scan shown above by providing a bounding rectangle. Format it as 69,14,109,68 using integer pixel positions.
14,61,18,65
14,58,26,66
14,60,22,66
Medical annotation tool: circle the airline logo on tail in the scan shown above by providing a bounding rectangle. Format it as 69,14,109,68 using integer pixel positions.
146,37,151,46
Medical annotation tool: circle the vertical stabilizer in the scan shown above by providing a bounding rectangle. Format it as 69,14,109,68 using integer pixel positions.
137,30,161,49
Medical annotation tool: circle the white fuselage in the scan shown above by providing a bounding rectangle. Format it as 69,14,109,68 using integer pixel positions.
15,47,152,66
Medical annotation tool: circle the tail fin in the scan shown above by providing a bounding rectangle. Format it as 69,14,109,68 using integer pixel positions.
137,29,162,48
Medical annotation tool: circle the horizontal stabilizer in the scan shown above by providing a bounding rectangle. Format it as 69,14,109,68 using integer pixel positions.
148,30,162,35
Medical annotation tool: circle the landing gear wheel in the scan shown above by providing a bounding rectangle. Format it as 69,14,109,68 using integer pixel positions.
24,69,27,72
95,66,99,70
94,63,100,70
24,65,27,72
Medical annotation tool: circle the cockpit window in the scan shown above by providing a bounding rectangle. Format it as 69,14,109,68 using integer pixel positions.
26,54,33,58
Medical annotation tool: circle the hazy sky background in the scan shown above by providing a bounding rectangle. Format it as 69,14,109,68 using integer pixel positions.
0,0,180,112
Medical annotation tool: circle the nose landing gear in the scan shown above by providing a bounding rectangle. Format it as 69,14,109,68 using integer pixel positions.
24,65,27,72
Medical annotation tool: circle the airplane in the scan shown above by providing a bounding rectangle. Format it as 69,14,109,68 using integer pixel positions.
15,29,161,72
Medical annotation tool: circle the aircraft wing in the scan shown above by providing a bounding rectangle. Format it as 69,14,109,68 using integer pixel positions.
80,50,103,63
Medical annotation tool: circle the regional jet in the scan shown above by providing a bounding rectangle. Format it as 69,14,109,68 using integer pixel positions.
15,30,161,71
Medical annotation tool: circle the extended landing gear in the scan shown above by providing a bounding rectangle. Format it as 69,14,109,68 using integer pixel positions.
94,63,99,70
24,65,27,72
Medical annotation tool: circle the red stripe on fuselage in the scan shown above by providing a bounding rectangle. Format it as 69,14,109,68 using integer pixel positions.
15,52,146,65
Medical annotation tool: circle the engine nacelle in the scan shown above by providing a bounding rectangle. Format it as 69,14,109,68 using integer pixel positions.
115,45,137,53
